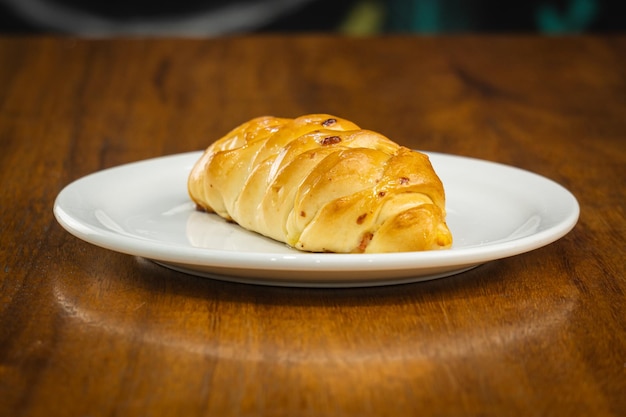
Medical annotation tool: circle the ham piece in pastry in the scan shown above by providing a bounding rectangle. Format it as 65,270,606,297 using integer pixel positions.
188,114,452,253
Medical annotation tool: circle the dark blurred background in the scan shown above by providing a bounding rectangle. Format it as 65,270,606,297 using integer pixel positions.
0,0,624,36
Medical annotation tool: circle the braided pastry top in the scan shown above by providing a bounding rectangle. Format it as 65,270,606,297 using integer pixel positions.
188,114,452,253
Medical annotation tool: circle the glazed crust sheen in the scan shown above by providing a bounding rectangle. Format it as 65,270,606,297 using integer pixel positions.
188,114,452,253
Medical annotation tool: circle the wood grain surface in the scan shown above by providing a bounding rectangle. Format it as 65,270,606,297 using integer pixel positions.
1,35,625,417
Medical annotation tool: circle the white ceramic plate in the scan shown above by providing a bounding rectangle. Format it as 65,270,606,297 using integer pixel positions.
53,151,579,287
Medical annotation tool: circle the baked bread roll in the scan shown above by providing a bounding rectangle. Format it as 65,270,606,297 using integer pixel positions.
188,114,452,253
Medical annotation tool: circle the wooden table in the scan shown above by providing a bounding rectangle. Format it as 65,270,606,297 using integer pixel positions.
1,35,625,417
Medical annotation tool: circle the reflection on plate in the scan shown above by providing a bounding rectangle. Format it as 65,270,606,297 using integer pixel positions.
53,151,579,287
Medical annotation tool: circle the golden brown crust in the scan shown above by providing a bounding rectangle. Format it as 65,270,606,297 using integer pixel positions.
188,114,452,253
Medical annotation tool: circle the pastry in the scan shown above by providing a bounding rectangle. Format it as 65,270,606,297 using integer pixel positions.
188,114,452,253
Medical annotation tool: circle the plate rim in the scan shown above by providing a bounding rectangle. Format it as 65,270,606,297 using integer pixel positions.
53,151,580,284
